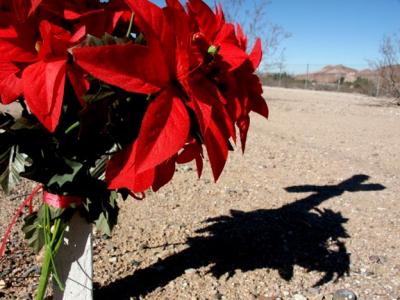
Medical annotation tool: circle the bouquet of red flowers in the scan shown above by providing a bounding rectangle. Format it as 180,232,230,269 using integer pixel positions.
0,0,268,298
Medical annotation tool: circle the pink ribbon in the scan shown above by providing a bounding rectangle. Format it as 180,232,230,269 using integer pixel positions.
1,185,83,257
43,191,82,208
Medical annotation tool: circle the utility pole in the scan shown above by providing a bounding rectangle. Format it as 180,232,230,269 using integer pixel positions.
305,64,309,89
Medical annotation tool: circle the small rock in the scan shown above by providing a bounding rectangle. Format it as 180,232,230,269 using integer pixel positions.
108,256,117,263
181,165,193,172
22,265,40,278
185,268,197,274
333,289,357,300
106,244,116,252
368,255,385,264
0,268,11,277
130,259,141,267
293,294,307,300
0,279,6,290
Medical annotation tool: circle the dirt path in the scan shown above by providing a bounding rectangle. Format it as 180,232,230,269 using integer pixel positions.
1,87,399,299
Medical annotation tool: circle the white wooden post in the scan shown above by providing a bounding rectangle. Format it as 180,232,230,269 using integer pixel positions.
53,213,93,300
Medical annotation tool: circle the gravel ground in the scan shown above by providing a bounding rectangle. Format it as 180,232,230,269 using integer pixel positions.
1,87,399,300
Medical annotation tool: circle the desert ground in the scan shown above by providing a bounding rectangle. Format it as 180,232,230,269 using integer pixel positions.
1,87,399,299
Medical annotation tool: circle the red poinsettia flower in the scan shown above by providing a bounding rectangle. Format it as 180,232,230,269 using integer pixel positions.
0,11,37,104
73,0,196,192
73,0,267,193
234,50,269,151
188,1,268,152
188,0,248,71
20,21,88,132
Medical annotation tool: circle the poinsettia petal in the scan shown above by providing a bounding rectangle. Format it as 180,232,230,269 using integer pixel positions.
73,43,168,94
70,25,86,44
251,93,269,118
237,115,250,152
0,74,22,104
38,21,72,59
0,28,16,38
125,0,174,73
214,101,236,143
163,2,192,79
215,3,225,25
236,24,247,50
64,8,104,20
152,156,177,192
249,38,262,70
219,42,248,71
0,61,22,104
22,59,67,132
0,39,36,62
215,23,238,46
187,0,219,42
106,143,132,184
106,142,155,192
135,89,190,173
245,73,268,118
28,0,42,16
195,152,204,178
183,77,221,135
177,141,204,178
124,0,169,43
67,64,89,106
166,0,185,11
130,168,155,193
204,118,228,181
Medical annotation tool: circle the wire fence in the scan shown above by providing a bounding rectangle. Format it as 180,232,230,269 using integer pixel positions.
261,64,385,97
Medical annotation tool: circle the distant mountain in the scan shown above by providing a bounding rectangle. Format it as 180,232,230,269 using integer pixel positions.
292,64,400,85
295,64,359,83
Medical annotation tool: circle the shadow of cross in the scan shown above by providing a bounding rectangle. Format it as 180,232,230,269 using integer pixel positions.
284,174,386,213
95,174,385,300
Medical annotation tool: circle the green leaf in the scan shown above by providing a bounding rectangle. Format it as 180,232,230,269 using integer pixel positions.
48,206,65,219
93,191,119,236
22,210,45,254
0,145,27,194
94,212,112,236
47,158,84,189
10,116,38,130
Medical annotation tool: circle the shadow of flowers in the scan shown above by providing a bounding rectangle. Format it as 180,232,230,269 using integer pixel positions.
95,174,385,299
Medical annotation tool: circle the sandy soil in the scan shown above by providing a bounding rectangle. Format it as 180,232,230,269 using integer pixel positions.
1,87,399,300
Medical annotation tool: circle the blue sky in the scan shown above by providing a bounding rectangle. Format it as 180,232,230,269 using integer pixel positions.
141,0,400,73
260,0,400,73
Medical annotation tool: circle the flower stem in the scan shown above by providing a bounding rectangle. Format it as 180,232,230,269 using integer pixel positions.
35,244,53,300
35,205,65,300
126,13,135,38
65,121,80,135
